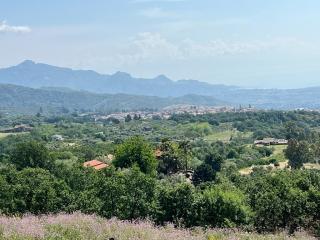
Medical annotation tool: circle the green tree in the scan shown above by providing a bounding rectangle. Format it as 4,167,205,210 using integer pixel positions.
10,141,54,170
0,175,13,214
284,121,313,141
199,184,253,228
205,152,224,172
133,114,140,120
114,136,158,175
157,139,182,174
99,167,156,220
156,182,197,227
125,114,132,122
178,140,192,173
285,139,312,169
14,168,72,214
245,171,317,233
192,163,215,185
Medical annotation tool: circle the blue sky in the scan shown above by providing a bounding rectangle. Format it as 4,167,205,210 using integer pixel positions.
1,0,320,88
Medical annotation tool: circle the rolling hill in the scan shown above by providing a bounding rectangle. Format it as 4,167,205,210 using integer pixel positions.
0,84,227,114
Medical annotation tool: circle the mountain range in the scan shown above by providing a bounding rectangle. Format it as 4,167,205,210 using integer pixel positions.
0,60,236,97
0,84,226,114
1,60,320,112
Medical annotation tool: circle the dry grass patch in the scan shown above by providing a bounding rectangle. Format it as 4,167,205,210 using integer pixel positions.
0,213,316,240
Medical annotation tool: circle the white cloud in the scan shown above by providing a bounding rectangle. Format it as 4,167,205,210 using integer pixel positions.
115,32,181,65
139,7,178,18
117,32,305,64
0,21,31,33
181,38,305,57
132,32,180,57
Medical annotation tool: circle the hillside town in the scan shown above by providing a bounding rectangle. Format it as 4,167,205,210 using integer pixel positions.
92,104,255,122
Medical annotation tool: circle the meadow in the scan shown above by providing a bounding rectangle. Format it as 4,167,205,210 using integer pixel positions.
0,213,315,240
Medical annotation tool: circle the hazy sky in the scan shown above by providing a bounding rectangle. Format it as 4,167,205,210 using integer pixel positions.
1,0,320,88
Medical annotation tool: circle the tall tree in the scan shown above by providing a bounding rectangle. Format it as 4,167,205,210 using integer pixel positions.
114,136,157,175
178,140,192,173
205,152,224,172
157,139,182,174
192,163,215,185
125,114,132,122
285,139,312,169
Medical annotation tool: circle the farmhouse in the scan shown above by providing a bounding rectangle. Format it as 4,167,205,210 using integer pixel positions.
83,159,109,170
143,126,152,132
254,138,288,146
0,124,33,133
51,134,64,141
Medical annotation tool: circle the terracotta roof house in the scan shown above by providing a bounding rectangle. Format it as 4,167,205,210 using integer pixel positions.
93,163,108,170
83,159,109,170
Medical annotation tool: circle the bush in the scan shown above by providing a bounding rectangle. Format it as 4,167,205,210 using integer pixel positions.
199,184,253,228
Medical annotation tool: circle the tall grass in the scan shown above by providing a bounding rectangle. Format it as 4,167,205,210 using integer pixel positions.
0,213,315,240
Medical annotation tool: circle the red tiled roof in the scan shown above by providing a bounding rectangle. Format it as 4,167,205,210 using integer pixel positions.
94,163,108,170
83,160,109,170
83,160,103,167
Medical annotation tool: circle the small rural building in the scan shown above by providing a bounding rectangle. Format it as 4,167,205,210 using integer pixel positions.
83,159,109,170
143,126,152,132
51,134,64,141
1,124,33,133
254,138,288,146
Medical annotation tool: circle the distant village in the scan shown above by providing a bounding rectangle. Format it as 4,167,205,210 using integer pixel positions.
0,105,255,135
91,104,256,123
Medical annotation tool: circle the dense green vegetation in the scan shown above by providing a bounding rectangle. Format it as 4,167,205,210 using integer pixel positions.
1,110,320,237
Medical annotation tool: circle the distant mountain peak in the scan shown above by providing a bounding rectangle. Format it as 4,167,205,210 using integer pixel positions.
19,60,36,66
154,74,172,83
112,71,132,79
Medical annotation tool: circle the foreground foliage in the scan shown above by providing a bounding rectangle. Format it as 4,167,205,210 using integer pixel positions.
0,213,316,240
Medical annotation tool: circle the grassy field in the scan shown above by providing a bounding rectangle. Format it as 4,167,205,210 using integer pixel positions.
239,144,320,175
204,127,252,143
304,163,320,170
265,145,288,162
204,129,236,142
239,145,288,175
0,213,316,240
0,132,27,139
0,133,11,139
